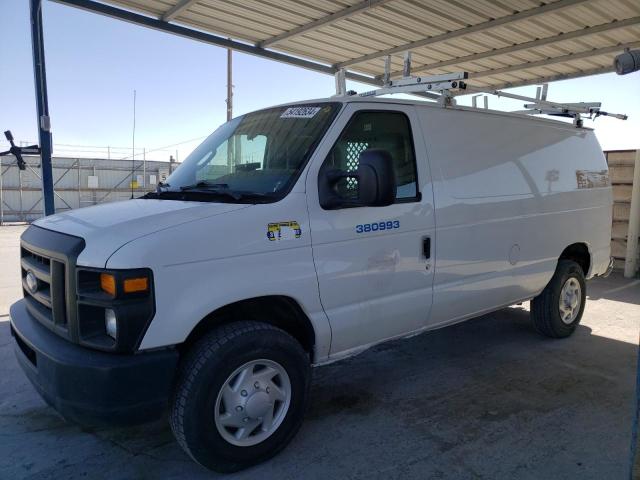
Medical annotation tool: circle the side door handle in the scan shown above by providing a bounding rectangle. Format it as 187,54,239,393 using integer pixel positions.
423,236,431,259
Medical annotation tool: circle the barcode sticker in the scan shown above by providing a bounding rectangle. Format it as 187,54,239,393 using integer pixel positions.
280,106,322,118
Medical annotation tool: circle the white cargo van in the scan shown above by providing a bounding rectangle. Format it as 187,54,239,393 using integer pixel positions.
10,97,613,472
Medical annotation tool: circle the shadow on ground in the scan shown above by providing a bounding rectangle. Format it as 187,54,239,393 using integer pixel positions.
587,274,640,305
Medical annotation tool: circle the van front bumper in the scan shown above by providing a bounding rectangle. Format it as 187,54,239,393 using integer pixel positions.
9,299,178,426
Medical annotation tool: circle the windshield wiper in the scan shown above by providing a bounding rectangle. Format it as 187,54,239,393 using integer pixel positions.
144,181,275,203
178,182,275,202
178,182,242,200
179,181,228,191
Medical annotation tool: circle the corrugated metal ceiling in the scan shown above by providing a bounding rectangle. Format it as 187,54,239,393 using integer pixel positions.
61,0,640,91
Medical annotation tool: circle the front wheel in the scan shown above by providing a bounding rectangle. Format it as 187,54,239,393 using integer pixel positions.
170,321,311,472
531,259,586,338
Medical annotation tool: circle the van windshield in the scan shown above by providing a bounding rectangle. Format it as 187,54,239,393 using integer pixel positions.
150,103,339,203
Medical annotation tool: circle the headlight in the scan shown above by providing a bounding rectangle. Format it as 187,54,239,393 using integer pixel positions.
105,309,117,340
77,268,155,353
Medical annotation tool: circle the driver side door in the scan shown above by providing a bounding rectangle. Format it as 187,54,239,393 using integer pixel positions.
306,103,436,358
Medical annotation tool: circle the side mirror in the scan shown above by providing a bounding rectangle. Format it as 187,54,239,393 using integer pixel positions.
319,148,396,209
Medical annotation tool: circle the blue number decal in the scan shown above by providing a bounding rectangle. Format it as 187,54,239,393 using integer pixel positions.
355,220,400,234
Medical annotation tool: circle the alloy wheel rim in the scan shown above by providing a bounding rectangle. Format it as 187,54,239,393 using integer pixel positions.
214,359,291,447
559,277,581,325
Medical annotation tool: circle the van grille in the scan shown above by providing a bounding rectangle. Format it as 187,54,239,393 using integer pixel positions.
19,226,84,342
21,246,67,329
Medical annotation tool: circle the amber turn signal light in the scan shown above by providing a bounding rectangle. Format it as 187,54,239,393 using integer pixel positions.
123,277,148,293
100,273,116,296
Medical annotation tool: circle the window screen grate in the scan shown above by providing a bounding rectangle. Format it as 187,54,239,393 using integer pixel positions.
346,142,368,188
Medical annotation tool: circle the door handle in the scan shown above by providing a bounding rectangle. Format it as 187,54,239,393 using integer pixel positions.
423,236,431,259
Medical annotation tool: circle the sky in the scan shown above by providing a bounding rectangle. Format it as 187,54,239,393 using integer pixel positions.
1,0,639,163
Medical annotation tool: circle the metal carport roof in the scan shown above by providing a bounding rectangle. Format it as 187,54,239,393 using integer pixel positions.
54,0,640,91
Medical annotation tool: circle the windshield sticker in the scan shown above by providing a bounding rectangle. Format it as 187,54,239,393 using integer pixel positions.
280,107,321,119
267,221,302,241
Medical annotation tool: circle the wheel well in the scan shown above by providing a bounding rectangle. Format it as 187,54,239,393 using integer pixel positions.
180,296,315,360
559,243,590,276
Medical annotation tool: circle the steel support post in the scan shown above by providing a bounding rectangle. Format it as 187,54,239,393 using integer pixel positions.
30,0,55,216
19,168,24,221
226,48,233,122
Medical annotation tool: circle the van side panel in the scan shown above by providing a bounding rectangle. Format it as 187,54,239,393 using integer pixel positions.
417,107,612,326
106,192,333,360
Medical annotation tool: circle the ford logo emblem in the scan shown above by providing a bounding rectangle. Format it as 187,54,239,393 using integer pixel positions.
25,271,38,294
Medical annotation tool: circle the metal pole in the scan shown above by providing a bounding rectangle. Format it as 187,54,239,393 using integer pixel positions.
143,147,146,188
226,47,233,172
226,47,233,121
30,0,55,216
19,168,24,222
624,149,640,278
131,89,136,199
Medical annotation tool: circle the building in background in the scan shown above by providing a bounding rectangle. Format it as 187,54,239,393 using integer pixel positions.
0,155,179,223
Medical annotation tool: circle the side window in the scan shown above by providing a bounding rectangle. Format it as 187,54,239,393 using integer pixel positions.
323,111,419,201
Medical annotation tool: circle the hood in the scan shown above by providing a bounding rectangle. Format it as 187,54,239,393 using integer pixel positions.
34,199,250,267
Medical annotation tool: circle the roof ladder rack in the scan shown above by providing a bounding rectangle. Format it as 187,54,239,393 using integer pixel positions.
466,84,628,127
356,53,468,105
334,54,629,127
358,71,468,104
472,94,488,109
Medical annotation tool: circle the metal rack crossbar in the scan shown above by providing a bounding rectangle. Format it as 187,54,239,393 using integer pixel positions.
358,72,468,99
334,53,469,104
465,85,628,127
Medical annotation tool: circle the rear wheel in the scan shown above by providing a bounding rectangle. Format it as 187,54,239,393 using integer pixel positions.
170,321,310,472
531,259,586,338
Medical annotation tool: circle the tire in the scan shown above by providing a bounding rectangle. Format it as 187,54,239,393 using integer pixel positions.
169,321,311,472
531,259,586,338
